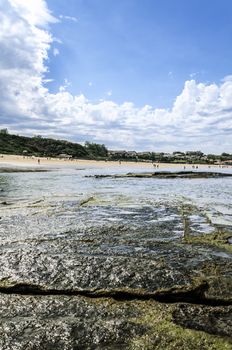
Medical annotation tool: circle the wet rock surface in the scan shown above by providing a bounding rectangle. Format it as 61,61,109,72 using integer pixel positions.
0,234,231,303
0,294,232,350
0,294,145,350
0,206,231,298
172,303,232,338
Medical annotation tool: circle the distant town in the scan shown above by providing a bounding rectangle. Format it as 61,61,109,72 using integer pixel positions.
0,129,231,165
108,149,232,165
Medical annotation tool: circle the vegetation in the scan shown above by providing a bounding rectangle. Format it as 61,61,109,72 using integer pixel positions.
0,130,108,159
130,301,232,350
85,141,108,158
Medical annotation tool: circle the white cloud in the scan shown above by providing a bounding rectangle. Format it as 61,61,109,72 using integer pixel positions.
9,0,56,26
59,14,78,23
59,78,71,92
53,48,59,56
0,0,232,153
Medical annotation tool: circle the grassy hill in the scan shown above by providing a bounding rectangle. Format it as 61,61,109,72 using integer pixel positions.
0,130,108,159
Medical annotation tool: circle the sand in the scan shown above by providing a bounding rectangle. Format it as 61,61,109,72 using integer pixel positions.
0,153,228,170
0,154,160,168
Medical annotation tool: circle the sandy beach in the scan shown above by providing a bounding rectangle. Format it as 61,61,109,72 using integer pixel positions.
0,153,227,170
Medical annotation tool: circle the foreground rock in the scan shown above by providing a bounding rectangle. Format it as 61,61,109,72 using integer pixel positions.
0,294,231,350
0,198,232,349
0,236,231,303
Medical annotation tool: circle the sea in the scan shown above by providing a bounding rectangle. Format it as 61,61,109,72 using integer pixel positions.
0,162,231,244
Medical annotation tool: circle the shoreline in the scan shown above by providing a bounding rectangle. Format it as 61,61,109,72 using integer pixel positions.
0,154,229,169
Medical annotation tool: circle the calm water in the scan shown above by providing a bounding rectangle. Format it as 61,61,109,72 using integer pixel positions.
0,163,232,243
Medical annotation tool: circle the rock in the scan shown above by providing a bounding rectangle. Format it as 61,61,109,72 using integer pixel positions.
90,171,232,179
173,303,232,338
0,167,49,173
0,198,232,348
0,295,231,350
0,229,231,303
0,294,145,350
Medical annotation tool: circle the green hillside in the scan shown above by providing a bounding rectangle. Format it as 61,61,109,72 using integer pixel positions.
0,130,108,159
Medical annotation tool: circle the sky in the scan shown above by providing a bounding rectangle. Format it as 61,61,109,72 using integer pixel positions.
0,0,232,153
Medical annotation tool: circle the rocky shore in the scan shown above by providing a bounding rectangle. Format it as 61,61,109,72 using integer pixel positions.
0,195,232,349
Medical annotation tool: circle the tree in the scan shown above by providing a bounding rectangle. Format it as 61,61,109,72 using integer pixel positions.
0,128,8,134
84,142,108,157
221,153,230,157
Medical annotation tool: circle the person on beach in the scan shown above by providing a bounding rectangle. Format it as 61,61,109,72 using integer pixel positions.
38,159,40,165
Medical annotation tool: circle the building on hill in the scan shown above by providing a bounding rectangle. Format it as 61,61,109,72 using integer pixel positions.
125,151,137,157
58,153,72,159
108,150,127,157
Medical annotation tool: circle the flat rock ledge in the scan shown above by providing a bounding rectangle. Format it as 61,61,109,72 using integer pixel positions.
0,294,232,350
0,201,232,349
0,235,232,349
0,167,49,173
89,171,232,179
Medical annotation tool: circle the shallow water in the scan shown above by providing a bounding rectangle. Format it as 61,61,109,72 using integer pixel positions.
0,163,231,244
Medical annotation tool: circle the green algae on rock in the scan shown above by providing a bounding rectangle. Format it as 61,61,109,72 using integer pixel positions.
0,295,231,350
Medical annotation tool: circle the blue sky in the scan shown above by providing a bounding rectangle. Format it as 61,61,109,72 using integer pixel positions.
0,0,232,152
47,0,232,108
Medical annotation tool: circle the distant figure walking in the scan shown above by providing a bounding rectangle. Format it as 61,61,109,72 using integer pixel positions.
38,159,40,165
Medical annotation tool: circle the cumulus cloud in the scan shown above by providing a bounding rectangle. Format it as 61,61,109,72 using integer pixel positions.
0,0,231,152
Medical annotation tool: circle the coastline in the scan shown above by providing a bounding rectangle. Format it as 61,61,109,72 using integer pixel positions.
0,154,227,170
0,153,232,349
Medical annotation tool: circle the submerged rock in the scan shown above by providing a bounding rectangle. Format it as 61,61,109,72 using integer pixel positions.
90,171,232,179
0,167,49,173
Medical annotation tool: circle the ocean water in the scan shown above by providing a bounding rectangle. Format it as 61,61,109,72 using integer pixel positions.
0,163,231,244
